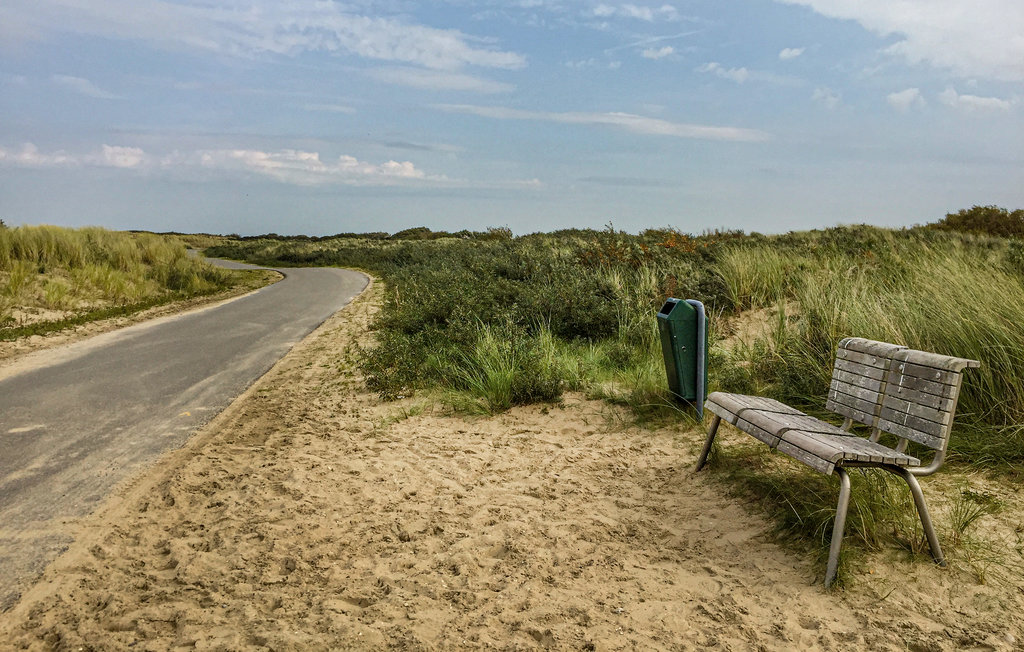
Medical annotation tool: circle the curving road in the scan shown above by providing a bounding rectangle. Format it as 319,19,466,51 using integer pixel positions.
0,261,367,611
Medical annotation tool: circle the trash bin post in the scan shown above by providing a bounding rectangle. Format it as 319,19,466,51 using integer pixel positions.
656,297,708,417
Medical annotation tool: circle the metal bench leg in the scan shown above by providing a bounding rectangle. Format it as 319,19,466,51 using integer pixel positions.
893,468,946,567
694,415,721,472
824,467,852,588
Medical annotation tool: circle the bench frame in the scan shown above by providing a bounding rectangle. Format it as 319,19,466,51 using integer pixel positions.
694,337,979,587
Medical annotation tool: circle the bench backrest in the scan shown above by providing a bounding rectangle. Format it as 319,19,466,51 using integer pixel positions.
826,337,907,427
877,348,979,452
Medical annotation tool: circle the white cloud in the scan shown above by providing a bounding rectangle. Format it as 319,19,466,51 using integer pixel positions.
366,67,514,93
3,0,525,71
697,62,749,83
179,148,430,186
938,87,1015,112
0,143,148,168
51,74,122,99
0,143,78,168
778,47,804,60
775,0,1024,81
886,87,925,112
642,45,674,60
98,145,147,168
812,86,841,109
593,3,680,21
0,142,440,186
431,104,771,142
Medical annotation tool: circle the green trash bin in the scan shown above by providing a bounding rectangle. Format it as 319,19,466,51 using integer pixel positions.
657,298,708,411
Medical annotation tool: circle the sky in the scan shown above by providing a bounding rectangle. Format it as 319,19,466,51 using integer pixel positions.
1,0,1022,236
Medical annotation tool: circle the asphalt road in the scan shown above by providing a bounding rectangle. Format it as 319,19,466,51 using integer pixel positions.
0,261,367,611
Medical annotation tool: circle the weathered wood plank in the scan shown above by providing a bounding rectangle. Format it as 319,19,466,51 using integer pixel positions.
741,411,848,439
877,418,944,449
840,338,907,358
706,392,754,417
879,385,956,412
808,431,885,463
900,349,980,372
825,402,877,428
776,439,835,475
829,379,881,402
892,361,961,386
826,390,879,418
735,417,780,448
834,358,887,380
837,348,889,369
831,369,884,393
882,395,952,426
885,372,959,399
741,396,805,415
879,407,947,438
705,401,740,425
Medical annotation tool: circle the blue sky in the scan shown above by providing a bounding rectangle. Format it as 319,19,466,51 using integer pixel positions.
1,0,1022,235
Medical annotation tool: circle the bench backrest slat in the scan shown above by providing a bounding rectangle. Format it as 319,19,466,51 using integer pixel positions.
826,338,907,427
878,349,979,451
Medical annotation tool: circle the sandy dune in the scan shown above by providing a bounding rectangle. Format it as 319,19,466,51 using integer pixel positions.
1,281,1021,650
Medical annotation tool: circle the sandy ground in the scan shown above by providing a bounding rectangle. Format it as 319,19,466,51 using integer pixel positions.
1,281,1022,651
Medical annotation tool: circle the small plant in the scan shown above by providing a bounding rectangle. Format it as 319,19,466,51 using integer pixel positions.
947,485,1002,548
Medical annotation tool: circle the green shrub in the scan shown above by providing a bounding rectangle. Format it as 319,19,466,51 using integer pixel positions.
932,205,1024,239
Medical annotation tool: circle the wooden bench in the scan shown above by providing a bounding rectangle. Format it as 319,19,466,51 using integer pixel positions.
694,337,979,587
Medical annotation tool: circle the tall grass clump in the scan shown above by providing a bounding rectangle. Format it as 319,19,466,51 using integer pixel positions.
717,230,1024,465
1,225,233,337
715,246,810,311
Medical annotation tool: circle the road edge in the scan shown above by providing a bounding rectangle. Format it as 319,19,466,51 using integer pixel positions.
0,271,375,618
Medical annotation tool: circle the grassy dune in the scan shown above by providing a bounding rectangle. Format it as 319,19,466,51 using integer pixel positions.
209,224,1024,584
1,225,241,339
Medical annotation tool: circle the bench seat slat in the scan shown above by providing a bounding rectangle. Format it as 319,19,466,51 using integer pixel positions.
742,411,850,438
706,392,804,417
777,430,921,470
775,440,835,475
789,431,884,464
735,417,780,448
706,400,741,425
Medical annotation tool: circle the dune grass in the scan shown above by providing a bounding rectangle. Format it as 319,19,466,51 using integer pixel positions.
1,225,239,337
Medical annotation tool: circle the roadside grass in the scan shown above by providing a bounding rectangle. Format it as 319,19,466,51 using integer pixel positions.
208,223,1024,584
1,225,268,340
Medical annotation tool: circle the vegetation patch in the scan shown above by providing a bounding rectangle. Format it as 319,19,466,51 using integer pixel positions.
1,224,257,340
207,212,1024,581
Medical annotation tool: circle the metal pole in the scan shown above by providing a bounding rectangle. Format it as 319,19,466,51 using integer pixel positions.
695,415,720,472
824,467,852,588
